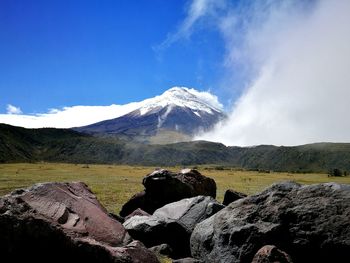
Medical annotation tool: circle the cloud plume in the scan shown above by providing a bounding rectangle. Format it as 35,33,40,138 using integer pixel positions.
196,0,350,146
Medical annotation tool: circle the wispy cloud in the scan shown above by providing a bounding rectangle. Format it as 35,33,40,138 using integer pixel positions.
6,104,22,115
155,0,226,51
195,0,350,146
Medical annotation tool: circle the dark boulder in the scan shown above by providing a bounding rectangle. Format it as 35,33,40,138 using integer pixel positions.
222,189,247,205
120,169,216,216
251,245,293,263
0,182,159,263
171,169,216,198
123,195,223,259
120,191,147,217
191,182,350,263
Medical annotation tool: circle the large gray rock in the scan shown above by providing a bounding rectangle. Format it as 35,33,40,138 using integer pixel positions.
123,215,190,258
120,169,216,217
0,182,159,263
125,208,150,221
153,195,224,233
124,195,223,259
191,182,350,263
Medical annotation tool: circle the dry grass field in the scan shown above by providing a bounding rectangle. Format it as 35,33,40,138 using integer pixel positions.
1,163,350,214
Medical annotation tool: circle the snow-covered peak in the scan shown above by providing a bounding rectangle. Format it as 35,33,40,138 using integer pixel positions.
73,86,226,138
163,87,223,109
0,86,224,129
137,86,223,116
162,86,193,97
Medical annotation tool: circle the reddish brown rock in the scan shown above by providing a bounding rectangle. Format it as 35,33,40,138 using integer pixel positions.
120,169,216,216
251,245,293,263
0,182,159,263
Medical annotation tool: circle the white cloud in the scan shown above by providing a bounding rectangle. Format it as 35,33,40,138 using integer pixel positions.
186,87,223,110
0,103,142,128
194,0,350,146
6,104,22,115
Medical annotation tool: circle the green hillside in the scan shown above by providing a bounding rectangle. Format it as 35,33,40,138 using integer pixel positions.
1,124,350,172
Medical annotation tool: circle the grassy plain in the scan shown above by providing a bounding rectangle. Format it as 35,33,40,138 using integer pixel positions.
1,163,350,214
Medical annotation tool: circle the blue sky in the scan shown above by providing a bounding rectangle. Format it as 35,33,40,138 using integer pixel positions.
0,0,227,114
2,0,350,146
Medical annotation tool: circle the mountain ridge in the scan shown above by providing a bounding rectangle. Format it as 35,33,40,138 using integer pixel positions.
1,124,350,173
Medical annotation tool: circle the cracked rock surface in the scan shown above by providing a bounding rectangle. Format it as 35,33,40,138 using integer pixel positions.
191,182,350,263
0,182,159,263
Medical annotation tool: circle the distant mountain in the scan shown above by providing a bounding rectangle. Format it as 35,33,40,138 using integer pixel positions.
2,124,350,173
74,87,226,144
0,124,126,163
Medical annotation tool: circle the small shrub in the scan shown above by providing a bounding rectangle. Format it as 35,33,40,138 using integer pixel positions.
328,168,342,177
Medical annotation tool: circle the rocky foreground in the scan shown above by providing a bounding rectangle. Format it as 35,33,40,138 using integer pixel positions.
1,169,349,263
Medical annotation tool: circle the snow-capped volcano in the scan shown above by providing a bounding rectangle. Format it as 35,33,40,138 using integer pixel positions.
135,87,223,116
75,87,226,144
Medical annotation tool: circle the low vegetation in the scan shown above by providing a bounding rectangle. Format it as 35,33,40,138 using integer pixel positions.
1,163,350,213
